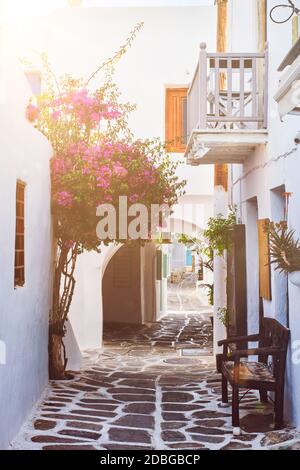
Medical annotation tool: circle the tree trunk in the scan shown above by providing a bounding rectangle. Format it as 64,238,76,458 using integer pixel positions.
48,241,78,380
49,332,66,380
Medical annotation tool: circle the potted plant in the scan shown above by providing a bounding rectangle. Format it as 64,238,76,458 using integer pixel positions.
269,222,300,286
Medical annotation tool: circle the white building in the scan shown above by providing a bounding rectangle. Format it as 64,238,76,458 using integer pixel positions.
0,12,53,449
185,0,300,427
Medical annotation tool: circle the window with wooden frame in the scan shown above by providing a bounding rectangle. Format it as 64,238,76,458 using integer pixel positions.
14,181,26,287
165,87,188,153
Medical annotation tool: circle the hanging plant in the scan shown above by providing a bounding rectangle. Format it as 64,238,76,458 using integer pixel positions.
203,207,236,256
269,222,300,274
26,23,185,379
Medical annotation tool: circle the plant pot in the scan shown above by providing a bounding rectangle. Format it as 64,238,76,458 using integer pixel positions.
289,271,300,287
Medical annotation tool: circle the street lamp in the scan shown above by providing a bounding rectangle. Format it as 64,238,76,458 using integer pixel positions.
270,0,300,24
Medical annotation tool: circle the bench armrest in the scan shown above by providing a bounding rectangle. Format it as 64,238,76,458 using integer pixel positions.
229,347,281,359
218,334,260,347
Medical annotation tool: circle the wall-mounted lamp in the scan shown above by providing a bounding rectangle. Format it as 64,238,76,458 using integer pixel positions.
24,70,42,96
294,130,300,144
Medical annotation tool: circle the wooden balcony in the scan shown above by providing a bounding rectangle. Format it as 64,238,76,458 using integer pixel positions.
185,43,269,165
274,36,300,117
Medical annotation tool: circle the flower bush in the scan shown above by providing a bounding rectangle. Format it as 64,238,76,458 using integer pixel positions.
26,24,185,378
28,81,183,249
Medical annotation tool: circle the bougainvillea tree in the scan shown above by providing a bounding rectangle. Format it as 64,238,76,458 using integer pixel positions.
27,24,185,379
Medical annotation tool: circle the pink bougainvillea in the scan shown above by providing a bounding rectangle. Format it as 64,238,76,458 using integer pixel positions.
54,191,74,208
45,89,121,128
27,75,185,247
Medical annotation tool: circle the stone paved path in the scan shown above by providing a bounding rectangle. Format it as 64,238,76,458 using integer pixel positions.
12,313,300,450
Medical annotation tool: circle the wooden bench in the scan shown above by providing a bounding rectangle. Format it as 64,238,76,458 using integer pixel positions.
217,318,289,433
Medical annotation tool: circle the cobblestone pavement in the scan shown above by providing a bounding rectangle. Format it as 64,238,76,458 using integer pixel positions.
12,313,300,450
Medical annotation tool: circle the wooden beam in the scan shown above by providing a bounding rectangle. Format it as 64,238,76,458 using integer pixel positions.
215,0,228,190
216,0,228,54
257,0,267,52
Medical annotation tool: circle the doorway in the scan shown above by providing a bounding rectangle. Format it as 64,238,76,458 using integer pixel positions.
245,197,259,334
102,244,142,325
270,185,288,326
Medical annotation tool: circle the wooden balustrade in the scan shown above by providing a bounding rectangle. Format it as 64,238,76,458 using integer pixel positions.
187,43,268,137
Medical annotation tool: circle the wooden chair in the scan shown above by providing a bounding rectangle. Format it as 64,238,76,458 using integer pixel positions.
218,318,290,434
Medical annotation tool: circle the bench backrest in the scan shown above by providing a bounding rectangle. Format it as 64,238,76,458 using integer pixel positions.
260,317,289,349
260,317,290,381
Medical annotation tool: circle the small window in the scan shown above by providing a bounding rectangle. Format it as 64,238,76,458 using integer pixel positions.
165,87,188,153
14,181,26,287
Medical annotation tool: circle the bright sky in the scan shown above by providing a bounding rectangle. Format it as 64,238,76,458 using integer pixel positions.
2,0,215,21
86,0,214,5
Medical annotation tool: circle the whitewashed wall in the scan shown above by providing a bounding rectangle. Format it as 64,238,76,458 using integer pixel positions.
0,26,52,448
17,5,216,353
229,0,300,427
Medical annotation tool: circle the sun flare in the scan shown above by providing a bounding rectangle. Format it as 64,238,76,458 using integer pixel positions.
3,0,64,21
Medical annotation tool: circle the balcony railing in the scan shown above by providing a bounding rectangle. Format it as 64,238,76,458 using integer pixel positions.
187,43,268,137
274,36,300,117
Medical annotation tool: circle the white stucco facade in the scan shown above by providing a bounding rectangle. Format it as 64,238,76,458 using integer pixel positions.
227,0,300,427
0,23,53,448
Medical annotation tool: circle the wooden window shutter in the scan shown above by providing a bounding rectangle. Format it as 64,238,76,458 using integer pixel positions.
214,164,228,190
165,88,188,153
257,218,271,300
14,181,26,287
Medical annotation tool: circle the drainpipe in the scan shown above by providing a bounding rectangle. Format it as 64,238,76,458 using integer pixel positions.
213,0,228,355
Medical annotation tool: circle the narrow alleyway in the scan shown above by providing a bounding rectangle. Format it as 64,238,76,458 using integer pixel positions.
12,313,300,450
167,272,210,313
